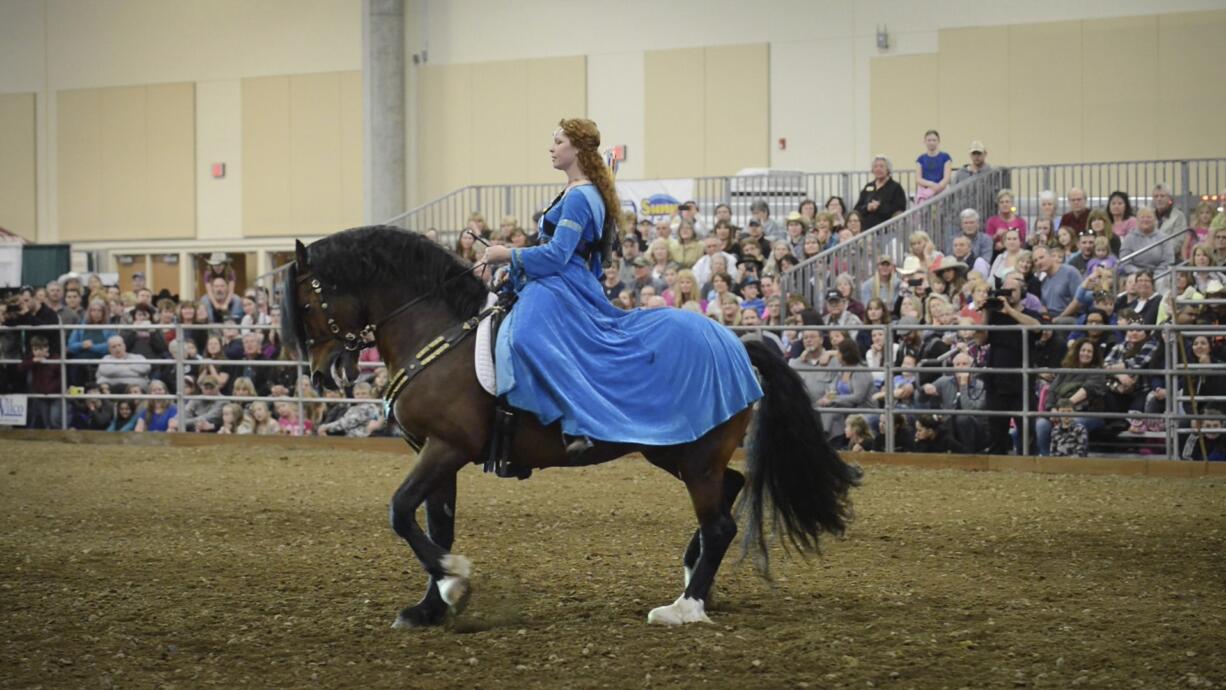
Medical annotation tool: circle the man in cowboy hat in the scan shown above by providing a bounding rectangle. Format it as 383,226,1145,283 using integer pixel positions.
784,211,809,258
892,256,928,320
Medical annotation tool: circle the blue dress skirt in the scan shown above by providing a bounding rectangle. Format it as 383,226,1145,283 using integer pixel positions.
495,185,763,445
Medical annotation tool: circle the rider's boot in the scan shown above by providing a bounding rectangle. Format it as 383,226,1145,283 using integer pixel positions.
564,434,594,460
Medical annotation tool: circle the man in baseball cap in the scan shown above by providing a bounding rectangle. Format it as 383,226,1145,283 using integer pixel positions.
954,140,992,185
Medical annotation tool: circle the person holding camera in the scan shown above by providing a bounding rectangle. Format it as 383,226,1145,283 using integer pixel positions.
983,272,1042,454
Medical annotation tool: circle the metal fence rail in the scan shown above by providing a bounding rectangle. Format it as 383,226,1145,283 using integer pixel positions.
3,320,1222,461
382,170,918,248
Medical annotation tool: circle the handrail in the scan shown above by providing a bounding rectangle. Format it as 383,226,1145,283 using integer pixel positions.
1117,227,1188,271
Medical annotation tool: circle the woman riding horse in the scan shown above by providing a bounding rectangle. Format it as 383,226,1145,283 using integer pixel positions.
283,118,858,628
481,119,762,454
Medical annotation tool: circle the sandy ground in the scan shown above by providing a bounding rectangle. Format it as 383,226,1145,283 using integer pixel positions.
0,440,1223,689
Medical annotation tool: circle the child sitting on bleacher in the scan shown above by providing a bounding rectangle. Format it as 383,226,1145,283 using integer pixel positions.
1050,398,1089,458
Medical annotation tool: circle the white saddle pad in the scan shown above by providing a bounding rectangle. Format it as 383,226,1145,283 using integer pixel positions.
474,293,498,396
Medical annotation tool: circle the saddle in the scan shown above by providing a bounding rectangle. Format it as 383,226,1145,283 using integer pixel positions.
479,290,531,480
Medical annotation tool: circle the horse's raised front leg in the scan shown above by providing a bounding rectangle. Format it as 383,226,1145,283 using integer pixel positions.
388,438,472,629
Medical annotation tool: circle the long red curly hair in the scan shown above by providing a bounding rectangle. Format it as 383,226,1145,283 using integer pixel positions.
557,118,621,258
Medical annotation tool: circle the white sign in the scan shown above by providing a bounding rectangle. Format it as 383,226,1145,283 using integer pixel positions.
0,395,28,426
616,179,696,220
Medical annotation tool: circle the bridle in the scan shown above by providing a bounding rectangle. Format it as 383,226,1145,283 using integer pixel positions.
294,248,491,353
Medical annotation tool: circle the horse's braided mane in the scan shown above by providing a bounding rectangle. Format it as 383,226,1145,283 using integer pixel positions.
306,225,488,320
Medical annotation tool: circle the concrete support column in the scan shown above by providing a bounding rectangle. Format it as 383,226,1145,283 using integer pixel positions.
363,0,406,224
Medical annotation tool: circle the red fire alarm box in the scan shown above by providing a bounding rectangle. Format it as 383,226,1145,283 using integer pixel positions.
211,163,226,179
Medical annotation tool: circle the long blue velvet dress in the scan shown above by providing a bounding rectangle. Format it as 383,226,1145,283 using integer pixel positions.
495,184,763,445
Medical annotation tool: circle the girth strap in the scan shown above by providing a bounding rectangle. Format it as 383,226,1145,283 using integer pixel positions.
383,302,506,410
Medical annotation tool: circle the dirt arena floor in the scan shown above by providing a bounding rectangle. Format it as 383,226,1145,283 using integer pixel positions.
1,440,1223,689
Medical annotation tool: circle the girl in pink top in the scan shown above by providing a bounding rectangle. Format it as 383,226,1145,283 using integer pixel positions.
985,188,1028,250
1181,202,1216,260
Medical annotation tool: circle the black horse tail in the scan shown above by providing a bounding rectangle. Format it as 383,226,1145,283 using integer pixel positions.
739,339,862,576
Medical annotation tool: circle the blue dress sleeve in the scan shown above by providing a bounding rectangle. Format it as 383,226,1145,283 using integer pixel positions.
511,190,594,282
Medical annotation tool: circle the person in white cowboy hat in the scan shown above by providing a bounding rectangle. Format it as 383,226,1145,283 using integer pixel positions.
892,256,929,320
202,252,236,297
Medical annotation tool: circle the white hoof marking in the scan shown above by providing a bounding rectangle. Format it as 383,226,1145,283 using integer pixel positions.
438,575,469,607
647,595,712,626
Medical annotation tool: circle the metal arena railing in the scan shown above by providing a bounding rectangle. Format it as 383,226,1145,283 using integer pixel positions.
381,169,918,247
3,319,1223,462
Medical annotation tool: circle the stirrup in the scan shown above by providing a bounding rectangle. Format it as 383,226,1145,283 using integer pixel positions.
564,435,595,460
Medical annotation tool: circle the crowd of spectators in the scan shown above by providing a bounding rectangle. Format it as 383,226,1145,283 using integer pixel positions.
4,143,1226,461
1,254,389,438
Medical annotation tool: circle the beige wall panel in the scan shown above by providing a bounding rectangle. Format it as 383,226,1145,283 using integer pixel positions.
870,54,939,182
56,89,101,240
0,93,37,240
97,87,148,239
1081,16,1158,161
241,76,293,235
195,79,243,239
1006,21,1084,165
586,52,643,180
289,73,344,234
145,82,195,238
770,39,855,173
525,56,586,184
1157,10,1226,160
937,27,1010,170
417,64,472,203
644,48,705,179
339,70,364,228
704,44,768,176
471,60,529,186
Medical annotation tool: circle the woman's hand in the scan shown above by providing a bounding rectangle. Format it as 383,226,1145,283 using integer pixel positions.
483,245,512,265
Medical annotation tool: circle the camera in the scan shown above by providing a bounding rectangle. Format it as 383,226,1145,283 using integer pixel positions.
983,288,1012,310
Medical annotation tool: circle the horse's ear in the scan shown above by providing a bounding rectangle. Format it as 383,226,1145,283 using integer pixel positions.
294,239,309,268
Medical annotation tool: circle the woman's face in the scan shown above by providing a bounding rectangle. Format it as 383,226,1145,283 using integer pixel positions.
1079,342,1096,365
549,130,577,171
1034,220,1052,238
664,268,678,287
973,285,989,303
803,235,820,254
460,233,474,249
242,297,256,314
1135,274,1154,298
867,302,883,322
924,132,939,150
1040,197,1055,216
1193,248,1210,267
1057,227,1073,247
1016,256,1032,273
826,198,843,216
678,276,694,294
1004,231,1021,251
652,245,668,262
1090,218,1106,233
911,236,926,254
901,299,919,319
801,201,817,218
871,329,885,348
721,301,738,320
830,331,846,348
206,337,222,355
998,195,1013,215
837,281,852,298
773,243,789,259
117,402,132,419
1193,336,1211,359
713,276,728,293
789,300,805,315
150,380,167,396
847,214,861,233
816,218,831,233
1109,196,1125,217
679,224,695,241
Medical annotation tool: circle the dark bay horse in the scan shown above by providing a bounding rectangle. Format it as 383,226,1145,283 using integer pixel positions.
282,226,858,627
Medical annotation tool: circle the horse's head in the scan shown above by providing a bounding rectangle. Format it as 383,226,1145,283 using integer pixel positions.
284,239,368,391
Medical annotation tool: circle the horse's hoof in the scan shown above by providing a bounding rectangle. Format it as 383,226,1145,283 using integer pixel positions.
391,602,447,629
647,595,712,625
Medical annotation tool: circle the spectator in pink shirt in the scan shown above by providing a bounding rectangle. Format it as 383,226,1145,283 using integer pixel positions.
985,188,1027,251
1107,191,1136,239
